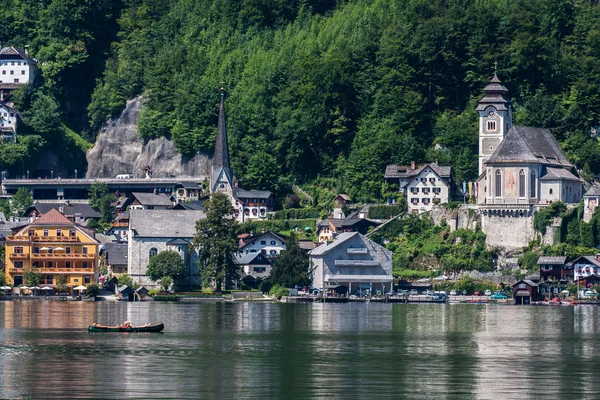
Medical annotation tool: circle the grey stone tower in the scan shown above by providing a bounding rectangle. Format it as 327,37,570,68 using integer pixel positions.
210,86,234,194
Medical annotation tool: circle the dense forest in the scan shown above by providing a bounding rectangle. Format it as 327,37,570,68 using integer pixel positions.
2,0,600,200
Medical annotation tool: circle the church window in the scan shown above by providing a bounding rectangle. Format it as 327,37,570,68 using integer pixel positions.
530,171,536,198
549,189,553,195
519,170,526,198
487,121,496,131
149,248,158,258
495,170,502,197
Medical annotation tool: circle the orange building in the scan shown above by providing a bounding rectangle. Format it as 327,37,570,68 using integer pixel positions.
4,209,99,289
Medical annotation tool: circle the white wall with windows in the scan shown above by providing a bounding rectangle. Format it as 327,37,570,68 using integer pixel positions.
0,58,35,84
406,169,450,213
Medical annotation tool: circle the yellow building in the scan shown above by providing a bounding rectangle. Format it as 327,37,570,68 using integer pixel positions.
5,209,99,289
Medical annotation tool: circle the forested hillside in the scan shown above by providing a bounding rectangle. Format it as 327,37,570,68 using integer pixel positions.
3,0,600,200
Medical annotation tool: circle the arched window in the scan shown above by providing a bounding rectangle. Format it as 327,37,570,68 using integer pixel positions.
530,171,536,198
549,188,553,195
487,121,496,131
495,170,502,197
149,248,158,258
519,170,526,198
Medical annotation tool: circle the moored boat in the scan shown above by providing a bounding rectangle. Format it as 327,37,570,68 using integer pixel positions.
88,322,164,333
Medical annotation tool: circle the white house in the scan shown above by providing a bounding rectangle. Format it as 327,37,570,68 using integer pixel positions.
309,232,393,295
238,231,286,257
0,102,19,139
128,209,205,289
0,46,37,87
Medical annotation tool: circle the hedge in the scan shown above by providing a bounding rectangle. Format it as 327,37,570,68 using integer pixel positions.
368,205,404,219
239,219,316,234
272,208,321,220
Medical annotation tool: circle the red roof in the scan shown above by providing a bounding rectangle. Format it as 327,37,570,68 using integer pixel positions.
31,209,73,225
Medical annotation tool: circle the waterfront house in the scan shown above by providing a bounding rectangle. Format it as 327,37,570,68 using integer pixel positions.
571,255,600,282
130,192,173,210
309,232,393,295
537,256,568,283
136,286,149,300
235,252,272,281
238,231,286,257
512,280,539,305
128,209,205,289
103,243,128,275
4,209,99,290
117,285,134,301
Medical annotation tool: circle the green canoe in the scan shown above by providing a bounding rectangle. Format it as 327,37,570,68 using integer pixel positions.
88,322,164,333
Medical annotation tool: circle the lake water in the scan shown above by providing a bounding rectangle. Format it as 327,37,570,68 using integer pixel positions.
1,301,600,399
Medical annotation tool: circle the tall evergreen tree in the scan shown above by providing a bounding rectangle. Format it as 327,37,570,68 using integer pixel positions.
192,192,239,291
269,232,311,288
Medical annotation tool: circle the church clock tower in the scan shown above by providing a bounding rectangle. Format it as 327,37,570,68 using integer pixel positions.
476,72,512,175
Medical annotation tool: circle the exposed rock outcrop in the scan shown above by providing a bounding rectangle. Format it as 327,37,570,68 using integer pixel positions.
86,97,210,178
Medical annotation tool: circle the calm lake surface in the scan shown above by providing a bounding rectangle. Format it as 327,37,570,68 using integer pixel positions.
1,301,600,399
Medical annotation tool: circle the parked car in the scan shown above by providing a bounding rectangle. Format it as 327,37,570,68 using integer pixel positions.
474,291,481,296
491,292,508,299
409,289,418,295
484,290,492,296
584,290,596,298
450,290,457,296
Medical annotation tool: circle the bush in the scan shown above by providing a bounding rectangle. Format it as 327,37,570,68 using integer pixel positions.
272,208,321,220
269,284,290,299
86,283,100,297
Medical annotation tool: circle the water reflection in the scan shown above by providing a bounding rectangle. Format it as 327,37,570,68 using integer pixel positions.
2,301,600,398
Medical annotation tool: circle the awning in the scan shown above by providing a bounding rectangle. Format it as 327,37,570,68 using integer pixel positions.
515,290,532,297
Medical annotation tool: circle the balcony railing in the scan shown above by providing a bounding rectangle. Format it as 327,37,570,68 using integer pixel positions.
8,267,95,274
31,253,95,259
6,235,79,242
9,253,28,259
334,260,379,267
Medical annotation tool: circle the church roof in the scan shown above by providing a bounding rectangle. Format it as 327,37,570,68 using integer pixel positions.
486,125,572,167
540,167,581,182
211,88,233,191
584,184,600,197
475,73,512,112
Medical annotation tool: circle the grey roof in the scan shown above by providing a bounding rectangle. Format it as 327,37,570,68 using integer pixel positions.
309,232,359,256
28,202,101,219
475,74,511,112
132,192,173,207
385,162,451,181
571,256,600,268
178,181,201,190
0,46,37,65
234,189,272,199
240,231,287,249
166,238,191,245
537,256,567,265
118,285,133,293
104,243,128,266
129,209,205,238
298,240,317,251
211,90,233,192
486,125,572,167
512,279,539,288
95,233,117,244
318,218,343,228
171,200,204,211
584,184,600,197
539,167,581,182
235,252,271,265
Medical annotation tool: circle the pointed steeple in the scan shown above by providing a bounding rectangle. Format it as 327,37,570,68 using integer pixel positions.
211,84,234,193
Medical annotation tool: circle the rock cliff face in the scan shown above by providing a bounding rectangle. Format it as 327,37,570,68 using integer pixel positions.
86,97,210,178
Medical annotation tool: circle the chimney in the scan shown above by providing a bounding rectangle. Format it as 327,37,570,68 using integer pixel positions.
0,90,3,102
596,254,600,262
24,45,29,57
435,159,438,165
234,181,239,188
410,161,415,170
153,188,157,195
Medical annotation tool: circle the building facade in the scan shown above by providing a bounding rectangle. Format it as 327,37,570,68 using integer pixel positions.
128,209,205,289
0,46,37,88
4,209,98,289
583,184,600,223
309,232,393,295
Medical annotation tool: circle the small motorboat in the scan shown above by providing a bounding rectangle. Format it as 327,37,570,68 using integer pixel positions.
88,322,164,333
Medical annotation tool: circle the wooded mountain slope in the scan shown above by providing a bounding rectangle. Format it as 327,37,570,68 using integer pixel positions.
3,0,600,200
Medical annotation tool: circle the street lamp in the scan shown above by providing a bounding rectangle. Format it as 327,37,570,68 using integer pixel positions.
26,170,29,179
74,169,77,180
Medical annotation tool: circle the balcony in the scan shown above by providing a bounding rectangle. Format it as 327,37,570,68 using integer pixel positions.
9,253,28,259
31,253,95,260
6,235,79,242
8,267,95,274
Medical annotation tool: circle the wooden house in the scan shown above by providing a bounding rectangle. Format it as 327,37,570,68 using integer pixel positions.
512,280,539,305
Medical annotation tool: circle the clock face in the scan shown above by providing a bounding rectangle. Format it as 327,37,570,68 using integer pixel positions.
488,109,496,118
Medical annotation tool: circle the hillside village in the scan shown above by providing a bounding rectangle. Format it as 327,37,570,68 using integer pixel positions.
1,43,600,303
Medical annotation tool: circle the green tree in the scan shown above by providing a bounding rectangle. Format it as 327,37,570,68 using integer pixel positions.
118,273,134,288
10,188,33,217
146,250,186,284
86,283,100,297
159,276,173,292
88,182,110,210
23,266,41,287
57,275,68,293
269,232,311,288
192,192,239,291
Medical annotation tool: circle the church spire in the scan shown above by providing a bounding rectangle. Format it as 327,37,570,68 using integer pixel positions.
211,84,234,193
